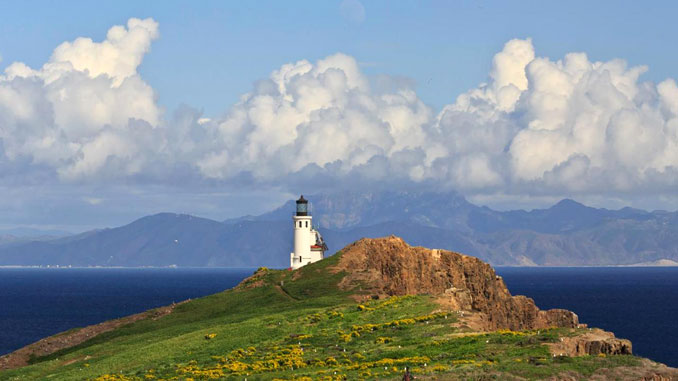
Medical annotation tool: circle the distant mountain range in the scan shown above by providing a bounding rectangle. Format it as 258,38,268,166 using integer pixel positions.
0,227,71,248
1,191,677,267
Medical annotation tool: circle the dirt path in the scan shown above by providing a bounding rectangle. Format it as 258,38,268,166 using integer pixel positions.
275,285,299,301
0,301,185,371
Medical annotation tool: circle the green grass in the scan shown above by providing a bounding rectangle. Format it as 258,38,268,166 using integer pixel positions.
0,254,642,380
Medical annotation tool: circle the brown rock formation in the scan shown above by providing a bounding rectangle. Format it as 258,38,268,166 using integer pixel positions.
330,236,645,359
333,236,578,331
560,358,678,380
547,328,632,357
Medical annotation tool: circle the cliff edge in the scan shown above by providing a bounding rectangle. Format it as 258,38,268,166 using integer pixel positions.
331,236,632,355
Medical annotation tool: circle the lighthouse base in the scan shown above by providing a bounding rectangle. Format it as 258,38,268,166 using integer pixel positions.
290,250,324,270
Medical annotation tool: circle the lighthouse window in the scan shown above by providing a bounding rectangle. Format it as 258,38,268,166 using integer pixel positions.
305,221,308,228
298,221,302,228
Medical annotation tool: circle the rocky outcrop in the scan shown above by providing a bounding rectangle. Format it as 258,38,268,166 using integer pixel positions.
329,236,644,360
561,358,678,381
332,236,579,331
547,328,632,357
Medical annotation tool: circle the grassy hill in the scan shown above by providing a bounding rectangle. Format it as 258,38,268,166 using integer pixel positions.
0,238,674,380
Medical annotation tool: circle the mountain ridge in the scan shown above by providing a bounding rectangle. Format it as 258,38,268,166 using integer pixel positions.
2,191,678,267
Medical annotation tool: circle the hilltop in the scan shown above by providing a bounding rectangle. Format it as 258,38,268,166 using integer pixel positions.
1,237,675,380
3,191,678,267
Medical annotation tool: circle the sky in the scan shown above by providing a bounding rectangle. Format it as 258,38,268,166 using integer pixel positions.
0,0,677,231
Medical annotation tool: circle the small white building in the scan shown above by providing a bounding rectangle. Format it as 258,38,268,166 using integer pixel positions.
290,195,327,269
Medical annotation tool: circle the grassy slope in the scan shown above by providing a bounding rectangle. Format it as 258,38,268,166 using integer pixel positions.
1,253,640,380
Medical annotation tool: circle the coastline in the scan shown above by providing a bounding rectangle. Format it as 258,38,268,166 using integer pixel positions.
3,262,678,269
0,265,260,269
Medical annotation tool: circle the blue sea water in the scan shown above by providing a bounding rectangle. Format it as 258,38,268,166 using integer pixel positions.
0,267,255,357
496,267,678,367
0,267,676,368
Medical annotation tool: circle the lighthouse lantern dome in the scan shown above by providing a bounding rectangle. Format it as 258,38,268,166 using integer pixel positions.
296,195,308,216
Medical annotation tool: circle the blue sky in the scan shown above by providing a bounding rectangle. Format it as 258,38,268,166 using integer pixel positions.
2,0,676,115
0,1,677,230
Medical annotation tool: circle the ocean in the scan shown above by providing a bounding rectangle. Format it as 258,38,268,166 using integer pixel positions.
0,267,676,367
496,266,678,367
0,267,255,357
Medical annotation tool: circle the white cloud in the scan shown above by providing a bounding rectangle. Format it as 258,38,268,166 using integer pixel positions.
1,19,677,207
503,45,676,192
49,18,159,86
434,38,678,197
196,53,431,182
0,18,161,181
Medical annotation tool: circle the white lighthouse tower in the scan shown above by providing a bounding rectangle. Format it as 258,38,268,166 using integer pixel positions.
290,195,327,269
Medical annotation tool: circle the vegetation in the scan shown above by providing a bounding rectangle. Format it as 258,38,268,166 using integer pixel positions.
0,254,640,380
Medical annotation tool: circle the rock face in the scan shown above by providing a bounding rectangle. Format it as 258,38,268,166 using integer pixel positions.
547,328,632,357
331,236,641,358
333,236,580,331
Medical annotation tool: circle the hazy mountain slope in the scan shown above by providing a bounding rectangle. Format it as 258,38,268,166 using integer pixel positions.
245,191,667,235
2,191,678,267
0,228,71,249
0,228,71,238
0,215,290,267
245,191,481,232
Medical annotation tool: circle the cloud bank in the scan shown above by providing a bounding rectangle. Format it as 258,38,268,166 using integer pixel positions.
1,18,678,204
0,18,160,182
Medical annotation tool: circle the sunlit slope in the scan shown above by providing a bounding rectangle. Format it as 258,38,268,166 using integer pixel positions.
1,238,672,380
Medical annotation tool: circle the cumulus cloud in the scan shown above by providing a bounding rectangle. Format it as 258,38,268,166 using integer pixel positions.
1,18,677,206
433,38,678,196
196,53,432,184
0,17,160,181
50,18,159,86
194,37,678,199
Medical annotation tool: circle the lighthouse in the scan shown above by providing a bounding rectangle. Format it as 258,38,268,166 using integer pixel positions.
290,195,327,269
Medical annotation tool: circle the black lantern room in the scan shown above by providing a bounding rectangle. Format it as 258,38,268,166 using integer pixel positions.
295,195,308,216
